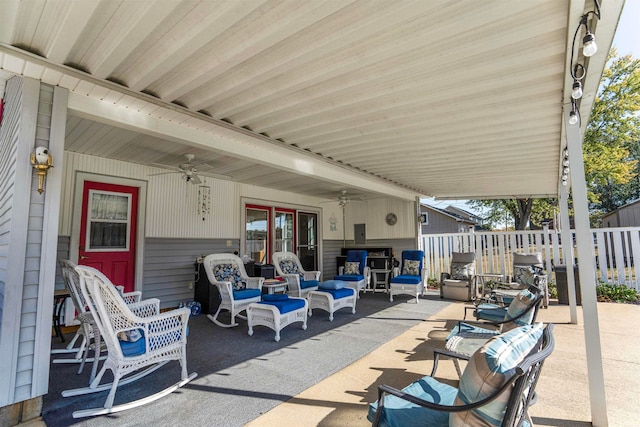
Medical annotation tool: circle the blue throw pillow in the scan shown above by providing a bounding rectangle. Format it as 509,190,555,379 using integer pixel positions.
319,280,346,290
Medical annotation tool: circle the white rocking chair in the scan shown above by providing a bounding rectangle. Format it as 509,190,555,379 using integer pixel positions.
201,253,263,327
52,260,143,382
272,251,320,298
62,265,196,418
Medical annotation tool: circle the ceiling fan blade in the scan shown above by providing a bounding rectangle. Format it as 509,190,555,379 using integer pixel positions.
189,174,202,185
148,171,181,177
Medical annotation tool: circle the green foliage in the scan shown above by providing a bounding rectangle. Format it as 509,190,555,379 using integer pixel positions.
547,282,558,299
467,198,559,230
596,282,639,303
427,277,440,289
585,50,640,217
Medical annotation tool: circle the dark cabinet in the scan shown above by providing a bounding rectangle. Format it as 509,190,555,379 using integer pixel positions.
336,247,393,273
194,262,220,315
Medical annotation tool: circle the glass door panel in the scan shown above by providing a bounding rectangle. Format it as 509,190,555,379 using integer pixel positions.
275,209,295,253
246,207,270,264
297,212,318,271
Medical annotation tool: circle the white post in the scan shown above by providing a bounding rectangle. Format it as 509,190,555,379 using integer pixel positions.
565,106,608,426
559,182,578,324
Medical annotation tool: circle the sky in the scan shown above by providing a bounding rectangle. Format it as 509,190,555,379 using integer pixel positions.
424,0,640,217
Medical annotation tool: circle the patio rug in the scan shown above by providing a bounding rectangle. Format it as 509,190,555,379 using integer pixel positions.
43,291,450,427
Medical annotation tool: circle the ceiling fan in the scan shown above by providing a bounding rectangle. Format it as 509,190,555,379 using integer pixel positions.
149,153,230,184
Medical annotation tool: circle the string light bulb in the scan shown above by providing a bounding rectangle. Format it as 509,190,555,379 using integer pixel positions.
582,31,597,57
569,110,579,125
571,80,583,99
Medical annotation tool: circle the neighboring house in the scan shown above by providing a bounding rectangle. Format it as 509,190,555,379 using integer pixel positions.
420,204,479,234
602,199,640,227
443,205,487,229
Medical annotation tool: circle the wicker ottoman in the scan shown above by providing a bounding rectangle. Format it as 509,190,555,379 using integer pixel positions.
308,285,357,321
247,295,308,342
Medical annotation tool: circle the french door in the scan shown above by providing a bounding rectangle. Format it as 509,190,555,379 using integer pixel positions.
244,205,318,270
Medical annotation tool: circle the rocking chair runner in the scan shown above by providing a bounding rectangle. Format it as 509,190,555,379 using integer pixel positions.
62,265,196,418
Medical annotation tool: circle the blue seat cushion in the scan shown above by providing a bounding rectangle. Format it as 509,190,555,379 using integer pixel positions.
119,330,146,357
334,274,364,282
476,306,507,323
319,280,347,290
316,288,355,299
390,275,422,285
300,279,319,289
367,375,456,427
233,288,261,300
258,298,306,314
262,294,289,302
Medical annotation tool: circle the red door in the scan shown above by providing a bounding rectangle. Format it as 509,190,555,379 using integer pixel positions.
78,181,138,292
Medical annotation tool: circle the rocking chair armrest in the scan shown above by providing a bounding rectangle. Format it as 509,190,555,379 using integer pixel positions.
127,298,161,317
303,271,320,280
282,273,301,284
245,277,264,288
121,290,142,303
139,307,191,339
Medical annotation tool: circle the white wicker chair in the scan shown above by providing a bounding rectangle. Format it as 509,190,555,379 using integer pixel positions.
62,265,196,418
272,251,320,298
53,260,142,382
201,253,263,327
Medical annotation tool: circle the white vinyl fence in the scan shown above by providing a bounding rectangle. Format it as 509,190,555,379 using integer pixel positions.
420,227,640,291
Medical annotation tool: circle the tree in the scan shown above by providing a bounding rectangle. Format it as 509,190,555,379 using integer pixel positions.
467,198,557,230
583,50,640,216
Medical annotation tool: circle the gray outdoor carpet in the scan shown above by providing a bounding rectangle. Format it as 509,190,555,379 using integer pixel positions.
44,291,450,427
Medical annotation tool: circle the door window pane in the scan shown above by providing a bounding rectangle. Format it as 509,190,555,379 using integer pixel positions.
87,191,131,250
297,212,317,271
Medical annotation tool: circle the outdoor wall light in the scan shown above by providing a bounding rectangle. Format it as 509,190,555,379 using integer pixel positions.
30,146,53,194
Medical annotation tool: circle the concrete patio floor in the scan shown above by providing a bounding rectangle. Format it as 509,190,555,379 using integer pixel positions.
247,299,640,427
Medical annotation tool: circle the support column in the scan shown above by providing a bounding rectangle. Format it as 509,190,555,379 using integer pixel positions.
559,182,578,324
564,105,608,426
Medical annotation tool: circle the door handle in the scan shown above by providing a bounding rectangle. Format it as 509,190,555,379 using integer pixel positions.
79,255,90,260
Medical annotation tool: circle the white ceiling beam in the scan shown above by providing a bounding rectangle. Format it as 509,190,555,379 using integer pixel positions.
66,92,421,201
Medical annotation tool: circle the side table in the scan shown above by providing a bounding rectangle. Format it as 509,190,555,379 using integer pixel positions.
370,269,391,293
262,278,288,294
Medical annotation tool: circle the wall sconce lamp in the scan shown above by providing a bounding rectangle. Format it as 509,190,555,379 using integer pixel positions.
30,146,53,194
